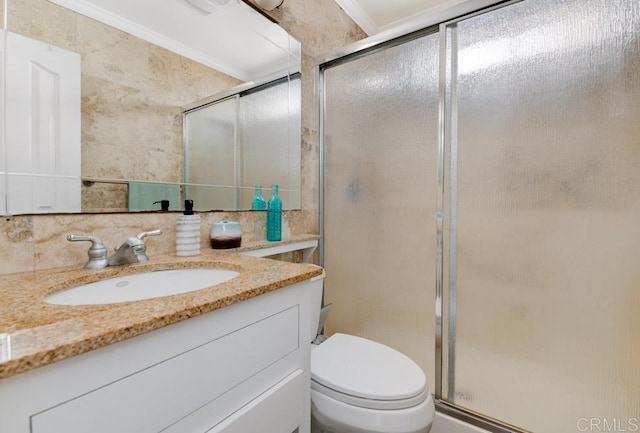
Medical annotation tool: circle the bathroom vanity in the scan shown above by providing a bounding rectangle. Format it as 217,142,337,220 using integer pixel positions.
0,247,322,433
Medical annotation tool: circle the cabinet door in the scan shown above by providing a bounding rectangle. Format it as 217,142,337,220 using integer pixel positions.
206,369,304,433
4,30,80,214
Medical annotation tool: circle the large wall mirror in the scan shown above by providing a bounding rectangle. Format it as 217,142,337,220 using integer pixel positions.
1,0,301,214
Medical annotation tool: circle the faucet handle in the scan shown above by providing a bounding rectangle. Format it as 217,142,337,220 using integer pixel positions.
137,229,163,241
67,234,108,269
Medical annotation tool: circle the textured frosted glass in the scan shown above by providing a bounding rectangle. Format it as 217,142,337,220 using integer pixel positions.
323,32,440,388
239,77,301,209
183,77,300,211
184,97,237,210
449,0,640,431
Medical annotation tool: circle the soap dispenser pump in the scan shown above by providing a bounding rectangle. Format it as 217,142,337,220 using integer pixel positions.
176,199,201,256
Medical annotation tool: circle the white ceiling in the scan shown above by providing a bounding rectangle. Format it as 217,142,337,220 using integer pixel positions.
334,0,472,35
48,0,301,82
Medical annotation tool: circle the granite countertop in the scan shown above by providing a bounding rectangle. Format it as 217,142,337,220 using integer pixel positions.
0,244,322,380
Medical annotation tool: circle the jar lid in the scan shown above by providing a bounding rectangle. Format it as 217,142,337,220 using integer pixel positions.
211,220,241,236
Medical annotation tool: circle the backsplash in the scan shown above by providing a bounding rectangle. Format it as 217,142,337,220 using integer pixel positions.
0,210,316,273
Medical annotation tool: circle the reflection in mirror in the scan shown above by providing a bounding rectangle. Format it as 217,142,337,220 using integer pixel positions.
2,0,301,214
184,74,301,211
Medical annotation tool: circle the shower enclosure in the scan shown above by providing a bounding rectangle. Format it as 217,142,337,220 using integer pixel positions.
184,75,301,211
320,0,640,431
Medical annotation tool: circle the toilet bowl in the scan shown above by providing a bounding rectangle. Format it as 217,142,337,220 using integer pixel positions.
310,333,434,433
308,266,434,433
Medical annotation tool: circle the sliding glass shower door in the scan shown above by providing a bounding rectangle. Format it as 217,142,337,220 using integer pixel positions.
444,0,640,431
322,30,441,388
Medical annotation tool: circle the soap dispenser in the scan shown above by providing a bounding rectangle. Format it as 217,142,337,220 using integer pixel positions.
176,199,201,256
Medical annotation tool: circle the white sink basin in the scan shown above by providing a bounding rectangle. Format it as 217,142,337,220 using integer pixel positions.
44,268,240,305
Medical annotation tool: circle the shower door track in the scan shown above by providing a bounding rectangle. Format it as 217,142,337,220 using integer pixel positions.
436,401,530,433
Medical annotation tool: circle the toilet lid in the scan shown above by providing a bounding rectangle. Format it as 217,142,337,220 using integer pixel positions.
311,334,427,407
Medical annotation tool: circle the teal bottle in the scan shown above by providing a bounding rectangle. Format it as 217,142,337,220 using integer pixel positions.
251,185,266,210
266,185,282,241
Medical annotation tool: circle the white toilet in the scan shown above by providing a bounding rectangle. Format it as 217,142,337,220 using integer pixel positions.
308,267,434,433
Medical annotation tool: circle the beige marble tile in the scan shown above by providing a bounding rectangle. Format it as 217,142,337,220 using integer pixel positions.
77,15,149,90
81,77,148,179
143,108,183,183
272,0,366,59
135,212,178,256
0,209,315,274
0,216,35,274
81,183,128,212
33,213,149,270
7,0,78,51
300,53,319,134
300,126,319,212
147,45,242,107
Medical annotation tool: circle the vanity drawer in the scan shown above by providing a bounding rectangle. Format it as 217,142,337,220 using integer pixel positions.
207,369,304,433
31,306,299,433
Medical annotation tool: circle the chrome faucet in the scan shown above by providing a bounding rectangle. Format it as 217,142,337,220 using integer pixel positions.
67,230,162,269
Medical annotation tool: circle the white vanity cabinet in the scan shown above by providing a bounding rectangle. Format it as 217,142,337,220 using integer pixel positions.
0,277,318,433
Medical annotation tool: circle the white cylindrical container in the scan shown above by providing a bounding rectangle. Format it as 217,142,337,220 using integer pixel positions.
176,200,201,256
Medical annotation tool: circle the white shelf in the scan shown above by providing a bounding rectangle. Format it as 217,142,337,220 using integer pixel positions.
239,239,318,263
